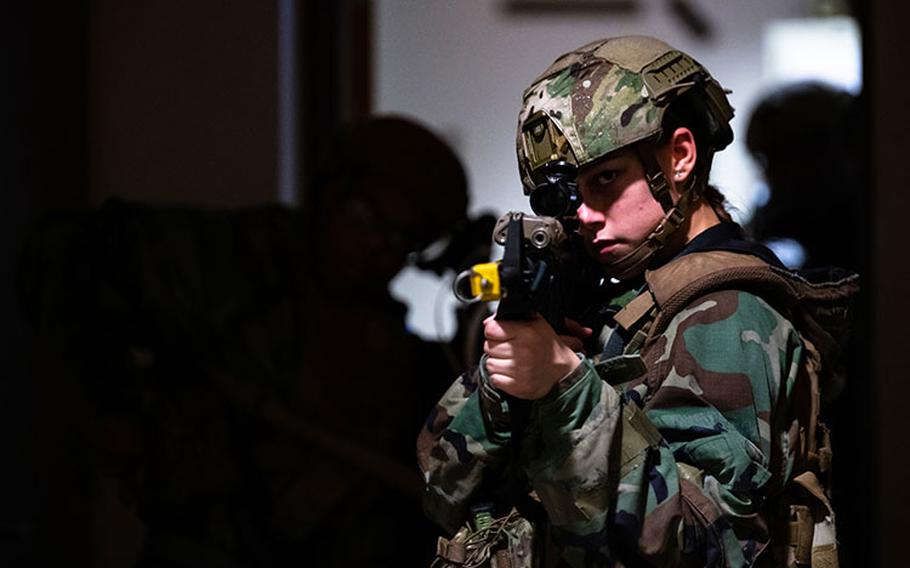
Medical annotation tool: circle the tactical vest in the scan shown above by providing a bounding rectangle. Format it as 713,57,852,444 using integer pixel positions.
610,250,858,568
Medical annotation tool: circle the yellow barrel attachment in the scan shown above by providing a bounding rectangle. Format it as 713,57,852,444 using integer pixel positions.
469,262,502,301
453,261,502,303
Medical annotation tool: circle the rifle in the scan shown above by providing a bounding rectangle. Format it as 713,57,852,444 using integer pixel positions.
451,161,597,433
438,164,593,566
452,207,589,482
452,161,590,332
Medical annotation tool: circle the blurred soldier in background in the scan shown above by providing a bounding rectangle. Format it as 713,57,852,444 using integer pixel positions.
746,82,863,272
21,116,478,567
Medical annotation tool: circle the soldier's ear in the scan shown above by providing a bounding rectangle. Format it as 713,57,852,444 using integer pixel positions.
669,127,696,185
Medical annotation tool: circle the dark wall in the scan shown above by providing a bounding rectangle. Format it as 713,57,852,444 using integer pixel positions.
871,0,910,565
1,3,90,564
89,1,279,206
3,2,283,565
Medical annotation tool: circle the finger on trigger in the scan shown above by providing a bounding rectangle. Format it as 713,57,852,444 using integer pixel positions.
564,317,593,338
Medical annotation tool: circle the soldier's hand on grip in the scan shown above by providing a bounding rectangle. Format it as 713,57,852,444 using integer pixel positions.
483,314,582,400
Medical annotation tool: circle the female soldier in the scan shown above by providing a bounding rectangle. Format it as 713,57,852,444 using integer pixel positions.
419,36,851,567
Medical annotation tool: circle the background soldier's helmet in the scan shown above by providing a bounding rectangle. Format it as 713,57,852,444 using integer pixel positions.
516,35,734,194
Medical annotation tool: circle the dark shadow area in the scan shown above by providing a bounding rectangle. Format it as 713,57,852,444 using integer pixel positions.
18,117,484,567
1,2,90,565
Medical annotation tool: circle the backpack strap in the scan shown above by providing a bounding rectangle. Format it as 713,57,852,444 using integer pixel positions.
612,289,658,354
612,250,858,356
645,250,770,306
611,250,771,337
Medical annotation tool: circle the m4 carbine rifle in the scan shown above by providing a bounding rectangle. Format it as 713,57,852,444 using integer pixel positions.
438,165,590,566
452,160,589,332
451,161,596,444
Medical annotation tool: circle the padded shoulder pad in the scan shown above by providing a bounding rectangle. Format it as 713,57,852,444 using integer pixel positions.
644,250,770,307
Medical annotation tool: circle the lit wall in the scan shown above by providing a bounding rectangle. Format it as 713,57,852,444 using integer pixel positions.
375,0,816,221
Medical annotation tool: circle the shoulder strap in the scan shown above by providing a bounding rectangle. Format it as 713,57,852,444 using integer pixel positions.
645,250,769,306
613,250,858,350
612,250,773,335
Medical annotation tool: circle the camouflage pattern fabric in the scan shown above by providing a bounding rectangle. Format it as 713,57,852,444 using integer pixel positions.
518,40,661,167
516,36,731,192
418,287,804,567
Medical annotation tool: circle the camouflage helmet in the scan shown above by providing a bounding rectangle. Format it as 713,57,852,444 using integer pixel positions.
517,35,734,193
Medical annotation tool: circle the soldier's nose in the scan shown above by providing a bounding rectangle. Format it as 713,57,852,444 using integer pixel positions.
576,202,601,226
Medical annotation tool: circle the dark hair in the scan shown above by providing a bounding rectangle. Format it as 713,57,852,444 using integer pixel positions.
659,89,732,221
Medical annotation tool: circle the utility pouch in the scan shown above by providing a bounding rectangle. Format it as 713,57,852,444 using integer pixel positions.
777,471,838,568
432,508,536,568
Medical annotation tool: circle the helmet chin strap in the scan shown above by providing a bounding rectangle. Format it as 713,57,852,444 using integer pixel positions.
604,143,696,281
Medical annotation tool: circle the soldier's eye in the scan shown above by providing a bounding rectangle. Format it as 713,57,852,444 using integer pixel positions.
596,170,618,186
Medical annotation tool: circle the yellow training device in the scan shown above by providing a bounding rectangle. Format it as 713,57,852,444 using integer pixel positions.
453,261,502,303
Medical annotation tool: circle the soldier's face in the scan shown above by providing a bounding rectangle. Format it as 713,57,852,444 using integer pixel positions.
320,176,431,287
575,148,676,266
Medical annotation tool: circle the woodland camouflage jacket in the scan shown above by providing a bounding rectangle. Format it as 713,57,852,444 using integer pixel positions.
418,246,819,566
